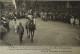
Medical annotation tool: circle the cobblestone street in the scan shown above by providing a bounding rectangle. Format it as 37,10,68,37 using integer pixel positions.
1,18,80,46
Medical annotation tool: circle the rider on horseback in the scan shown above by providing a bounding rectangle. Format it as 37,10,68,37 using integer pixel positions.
25,13,36,42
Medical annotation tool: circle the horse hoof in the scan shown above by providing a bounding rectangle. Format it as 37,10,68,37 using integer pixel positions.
27,36,30,38
31,41,33,43
31,40,33,43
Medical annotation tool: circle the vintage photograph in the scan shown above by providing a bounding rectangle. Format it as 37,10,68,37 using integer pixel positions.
0,0,80,46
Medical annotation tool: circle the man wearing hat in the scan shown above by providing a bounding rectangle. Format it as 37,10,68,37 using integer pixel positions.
18,23,24,44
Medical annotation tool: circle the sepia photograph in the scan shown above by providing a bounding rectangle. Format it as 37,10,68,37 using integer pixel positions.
0,0,80,47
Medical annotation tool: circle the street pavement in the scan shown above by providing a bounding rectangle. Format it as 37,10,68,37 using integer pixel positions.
1,18,80,46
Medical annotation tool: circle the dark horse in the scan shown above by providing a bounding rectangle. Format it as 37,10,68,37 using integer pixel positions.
25,19,35,42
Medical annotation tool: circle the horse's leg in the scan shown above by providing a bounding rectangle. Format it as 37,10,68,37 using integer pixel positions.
31,30,34,42
27,30,30,38
27,29,28,37
33,30,34,37
31,31,33,42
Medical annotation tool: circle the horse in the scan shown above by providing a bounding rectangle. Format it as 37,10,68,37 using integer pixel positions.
25,19,35,42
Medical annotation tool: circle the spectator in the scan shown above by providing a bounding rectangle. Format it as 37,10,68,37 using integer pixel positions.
70,16,74,26
75,18,79,27
18,23,24,44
